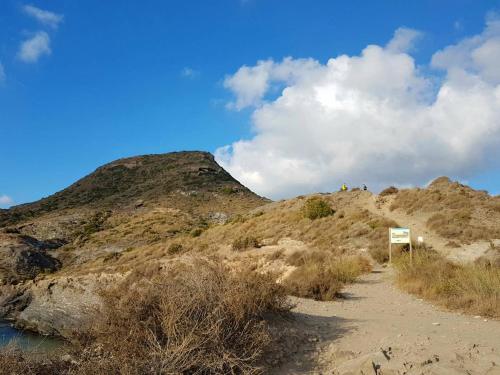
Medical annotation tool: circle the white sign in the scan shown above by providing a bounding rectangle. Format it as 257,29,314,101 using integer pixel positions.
390,228,411,244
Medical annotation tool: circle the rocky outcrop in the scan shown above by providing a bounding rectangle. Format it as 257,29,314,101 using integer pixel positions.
0,233,61,284
16,274,110,336
0,272,122,337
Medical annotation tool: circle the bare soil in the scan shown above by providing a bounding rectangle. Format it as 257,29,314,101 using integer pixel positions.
274,266,500,374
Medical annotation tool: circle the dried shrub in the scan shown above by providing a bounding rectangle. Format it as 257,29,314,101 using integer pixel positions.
0,346,73,374
190,228,204,237
286,250,328,267
301,197,335,220
379,186,399,196
369,246,389,263
87,260,289,373
267,249,285,261
167,243,183,255
0,260,290,374
395,251,500,318
103,251,121,262
232,236,260,251
427,209,472,238
284,252,371,301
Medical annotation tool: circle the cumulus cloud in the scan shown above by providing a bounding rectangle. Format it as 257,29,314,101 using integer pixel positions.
0,195,14,208
216,18,500,199
17,31,51,63
223,57,321,110
23,4,63,29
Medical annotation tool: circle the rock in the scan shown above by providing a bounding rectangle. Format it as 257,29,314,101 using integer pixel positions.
208,212,228,224
11,272,122,337
0,233,61,284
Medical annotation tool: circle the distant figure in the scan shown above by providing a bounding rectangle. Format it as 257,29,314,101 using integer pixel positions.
363,184,367,191
341,183,348,192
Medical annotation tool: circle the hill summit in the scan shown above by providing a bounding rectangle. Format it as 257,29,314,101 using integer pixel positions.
0,151,266,228
0,151,267,281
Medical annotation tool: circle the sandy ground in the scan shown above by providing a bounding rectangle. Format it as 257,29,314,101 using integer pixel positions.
274,267,500,374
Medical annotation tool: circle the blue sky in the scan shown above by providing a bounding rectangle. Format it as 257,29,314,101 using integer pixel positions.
1,0,500,205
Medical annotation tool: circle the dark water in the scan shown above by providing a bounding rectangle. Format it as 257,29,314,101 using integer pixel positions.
0,320,63,351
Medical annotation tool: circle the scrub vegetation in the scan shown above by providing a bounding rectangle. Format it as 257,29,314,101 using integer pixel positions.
0,260,290,374
395,251,500,318
284,251,372,300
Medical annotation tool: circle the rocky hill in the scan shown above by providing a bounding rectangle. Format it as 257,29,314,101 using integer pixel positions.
0,151,267,281
0,151,265,228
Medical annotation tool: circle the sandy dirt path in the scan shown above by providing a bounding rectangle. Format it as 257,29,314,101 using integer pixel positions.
274,267,500,375
361,193,495,263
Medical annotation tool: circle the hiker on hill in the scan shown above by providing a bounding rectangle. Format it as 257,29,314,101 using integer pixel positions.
363,184,367,191
341,183,348,192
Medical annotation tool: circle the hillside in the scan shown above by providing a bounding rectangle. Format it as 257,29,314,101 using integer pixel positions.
0,151,266,229
0,160,499,374
0,151,267,278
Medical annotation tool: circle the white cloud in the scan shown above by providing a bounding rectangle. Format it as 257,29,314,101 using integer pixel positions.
223,57,321,110
386,27,423,53
432,16,500,84
216,19,500,199
0,195,14,208
0,63,5,82
23,4,63,29
17,31,51,63
181,67,200,79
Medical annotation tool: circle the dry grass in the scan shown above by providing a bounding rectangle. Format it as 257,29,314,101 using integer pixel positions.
57,192,400,275
389,177,500,244
379,186,398,196
167,242,183,255
0,346,72,375
369,246,390,264
232,236,261,251
284,251,372,301
395,251,500,318
0,260,291,374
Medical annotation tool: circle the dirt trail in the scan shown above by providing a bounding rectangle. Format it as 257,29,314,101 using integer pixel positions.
275,267,500,374
362,194,450,254
360,193,494,263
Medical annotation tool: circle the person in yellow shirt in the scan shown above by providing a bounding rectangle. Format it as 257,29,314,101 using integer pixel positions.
341,183,348,192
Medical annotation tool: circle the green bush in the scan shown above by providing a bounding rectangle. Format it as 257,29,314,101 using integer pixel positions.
302,197,335,220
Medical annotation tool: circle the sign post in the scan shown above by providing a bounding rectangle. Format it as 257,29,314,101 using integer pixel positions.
389,228,412,264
